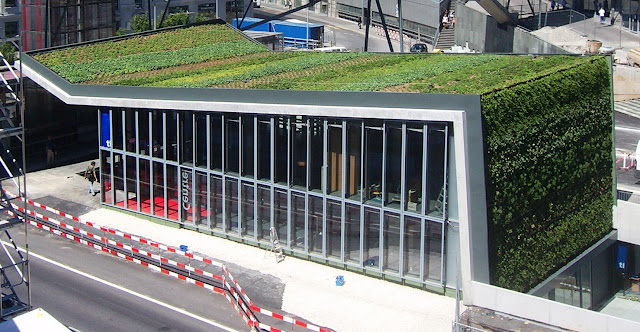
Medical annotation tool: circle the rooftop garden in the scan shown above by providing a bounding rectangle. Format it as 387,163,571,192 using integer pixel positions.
31,23,600,95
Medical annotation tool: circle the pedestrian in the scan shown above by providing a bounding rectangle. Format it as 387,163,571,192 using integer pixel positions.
84,161,98,196
287,0,292,10
45,135,56,166
599,6,606,23
551,0,556,11
357,16,362,29
561,0,567,9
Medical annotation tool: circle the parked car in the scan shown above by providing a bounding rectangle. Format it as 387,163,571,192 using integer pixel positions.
410,43,428,53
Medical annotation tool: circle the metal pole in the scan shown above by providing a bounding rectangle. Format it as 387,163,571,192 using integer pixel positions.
398,0,403,52
307,0,310,48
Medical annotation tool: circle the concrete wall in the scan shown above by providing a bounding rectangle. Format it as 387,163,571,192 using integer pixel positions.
513,27,569,54
613,65,640,101
614,200,640,246
455,1,512,52
471,281,640,332
337,0,442,32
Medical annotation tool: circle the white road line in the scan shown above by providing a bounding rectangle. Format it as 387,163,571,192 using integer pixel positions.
7,243,240,332
615,126,640,133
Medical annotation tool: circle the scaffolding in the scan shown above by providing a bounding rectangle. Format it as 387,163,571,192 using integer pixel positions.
0,42,30,320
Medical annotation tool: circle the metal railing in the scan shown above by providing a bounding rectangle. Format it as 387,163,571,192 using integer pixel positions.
452,321,487,332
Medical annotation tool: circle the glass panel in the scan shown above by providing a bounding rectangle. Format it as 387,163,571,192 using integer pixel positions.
291,117,307,188
210,114,223,170
195,113,207,168
580,262,592,309
152,161,165,218
138,110,150,156
327,123,343,197
345,203,360,263
112,109,123,150
385,124,402,209
194,171,208,226
403,216,421,278
139,159,151,214
291,192,305,250
383,212,400,273
101,152,112,204
225,116,240,174
404,125,423,212
180,112,194,165
113,153,124,205
126,156,137,211
346,121,361,201
151,110,163,158
225,178,239,233
326,199,341,259
242,116,254,178
308,119,323,192
274,189,288,245
166,164,179,220
363,207,380,268
425,220,443,282
179,168,193,223
364,124,383,206
210,175,223,230
166,111,178,162
257,185,271,241
308,195,323,255
125,110,136,153
274,117,288,184
257,118,271,181
241,182,255,238
427,125,447,217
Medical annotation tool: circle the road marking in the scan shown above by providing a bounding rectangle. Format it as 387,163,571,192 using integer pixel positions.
616,126,640,133
8,243,240,332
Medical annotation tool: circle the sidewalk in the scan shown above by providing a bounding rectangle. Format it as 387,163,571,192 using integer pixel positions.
4,160,458,332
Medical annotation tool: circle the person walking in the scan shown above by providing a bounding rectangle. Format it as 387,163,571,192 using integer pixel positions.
45,136,56,166
84,161,98,196
599,6,606,23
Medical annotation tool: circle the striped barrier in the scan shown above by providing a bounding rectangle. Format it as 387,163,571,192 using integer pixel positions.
5,191,333,332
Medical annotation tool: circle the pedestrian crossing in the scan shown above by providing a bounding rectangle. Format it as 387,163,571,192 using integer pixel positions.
616,98,640,118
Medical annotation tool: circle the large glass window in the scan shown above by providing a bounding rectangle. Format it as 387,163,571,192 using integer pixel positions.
195,113,208,168
327,122,342,197
308,118,323,192
274,189,288,245
180,112,194,165
256,185,271,241
345,203,360,263
274,117,288,184
241,182,255,238
125,110,136,153
291,192,305,250
112,109,123,150
308,195,323,255
364,122,383,206
346,121,361,201
425,220,443,282
179,168,193,223
383,212,401,273
326,199,341,259
210,175,223,230
225,178,239,233
101,152,112,204
257,118,271,181
151,111,163,158
363,207,380,268
242,116,255,178
291,117,307,188
385,124,402,209
139,158,151,214
426,125,447,217
166,164,179,220
138,110,150,156
152,161,165,218
194,171,208,226
225,116,240,174
113,153,124,205
210,114,223,170
403,216,421,278
166,112,178,162
125,156,137,210
405,125,423,212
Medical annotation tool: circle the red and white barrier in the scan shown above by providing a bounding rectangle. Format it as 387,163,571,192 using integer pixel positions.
4,191,333,332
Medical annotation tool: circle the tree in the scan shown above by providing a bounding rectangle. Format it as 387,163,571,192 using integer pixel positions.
160,11,190,28
131,13,150,32
0,42,17,64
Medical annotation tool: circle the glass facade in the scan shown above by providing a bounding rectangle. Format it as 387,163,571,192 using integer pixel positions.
99,108,449,286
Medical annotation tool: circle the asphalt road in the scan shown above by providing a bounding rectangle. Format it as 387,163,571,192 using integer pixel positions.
1,225,245,331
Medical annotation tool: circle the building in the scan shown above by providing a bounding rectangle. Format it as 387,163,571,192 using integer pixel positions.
20,21,638,330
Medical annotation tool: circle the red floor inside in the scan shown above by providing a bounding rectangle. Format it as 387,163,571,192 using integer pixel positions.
115,196,209,221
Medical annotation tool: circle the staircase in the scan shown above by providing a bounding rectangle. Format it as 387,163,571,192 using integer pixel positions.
435,0,458,50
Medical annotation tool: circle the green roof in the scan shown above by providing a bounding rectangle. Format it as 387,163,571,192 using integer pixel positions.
31,23,602,95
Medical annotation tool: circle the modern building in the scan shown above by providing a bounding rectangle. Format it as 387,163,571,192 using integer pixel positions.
19,21,640,330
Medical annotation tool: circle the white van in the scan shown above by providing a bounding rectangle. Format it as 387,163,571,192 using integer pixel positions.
314,46,348,52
